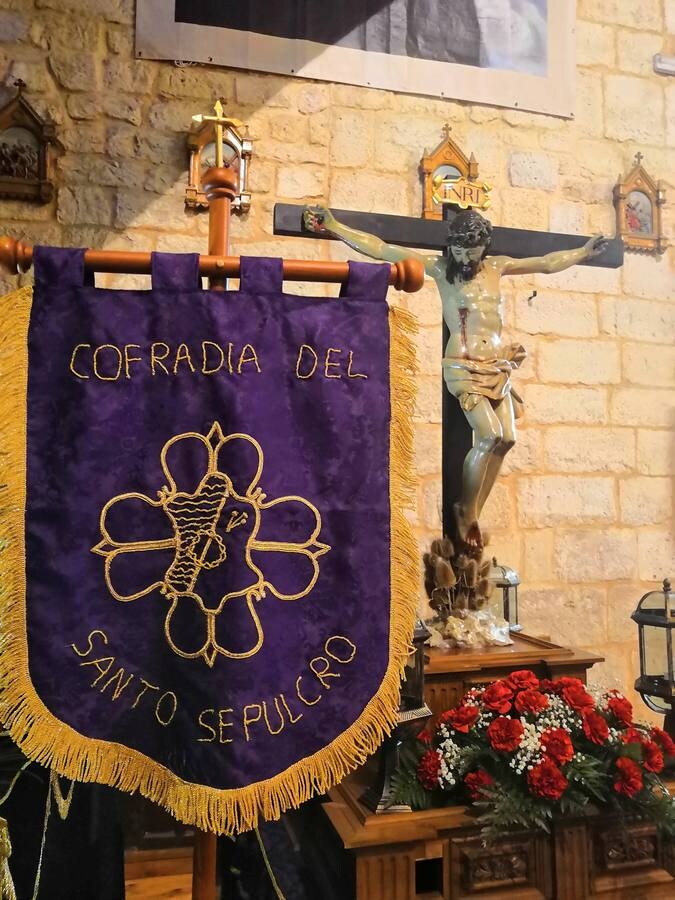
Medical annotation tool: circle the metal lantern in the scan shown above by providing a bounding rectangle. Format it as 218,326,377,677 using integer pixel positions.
361,619,432,814
632,578,675,735
488,557,521,632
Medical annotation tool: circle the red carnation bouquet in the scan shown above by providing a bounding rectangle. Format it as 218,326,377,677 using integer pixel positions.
394,671,675,840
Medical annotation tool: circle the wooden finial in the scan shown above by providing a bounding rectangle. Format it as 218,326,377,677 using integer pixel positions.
664,578,672,594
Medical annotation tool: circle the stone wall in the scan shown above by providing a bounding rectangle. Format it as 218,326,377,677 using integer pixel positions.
1,1,673,700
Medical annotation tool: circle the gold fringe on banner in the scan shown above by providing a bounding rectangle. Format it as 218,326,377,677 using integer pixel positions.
0,285,419,835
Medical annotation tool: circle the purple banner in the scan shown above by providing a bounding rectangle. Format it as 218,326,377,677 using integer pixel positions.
0,247,417,833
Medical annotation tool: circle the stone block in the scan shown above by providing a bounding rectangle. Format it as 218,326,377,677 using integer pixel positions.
297,84,329,114
0,9,27,40
517,475,615,527
58,154,146,190
600,297,675,343
534,262,621,295
578,0,662,31
544,426,635,473
525,385,608,425
554,529,637,581
575,71,603,138
623,343,675,388
620,477,672,526
604,75,664,144
549,202,587,236
102,94,142,126
501,427,542,475
103,58,156,94
261,139,328,166
522,529,554,582
156,65,233,100
61,123,105,155
607,585,647,643
621,253,675,302
509,151,558,191
484,530,522,573
481,482,515,531
538,339,620,384
519,586,608,646
616,30,664,76
275,165,325,200
36,0,133,22
638,530,675,581
414,376,442,424
637,430,674,475
49,51,97,91
269,112,309,144
57,186,114,227
329,110,372,168
330,170,408,216
515,290,597,337
413,425,441,477
330,83,392,110
668,83,675,148
66,94,99,121
610,388,675,427
420,478,443,530
107,24,133,55
235,73,296,107
415,327,441,377
115,190,188,231
576,20,615,67
668,0,675,32
148,100,198,132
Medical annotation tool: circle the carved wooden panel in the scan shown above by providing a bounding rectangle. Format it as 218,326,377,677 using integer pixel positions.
448,832,552,898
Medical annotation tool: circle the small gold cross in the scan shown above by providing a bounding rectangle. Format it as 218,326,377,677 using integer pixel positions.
191,100,243,168
634,151,644,166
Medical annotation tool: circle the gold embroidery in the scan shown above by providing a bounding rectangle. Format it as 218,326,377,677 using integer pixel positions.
155,691,178,726
202,341,224,375
347,351,368,379
173,342,195,375
324,348,342,378
295,344,318,379
237,343,261,374
69,344,91,380
92,423,330,667
150,342,170,376
124,344,142,379
93,344,122,382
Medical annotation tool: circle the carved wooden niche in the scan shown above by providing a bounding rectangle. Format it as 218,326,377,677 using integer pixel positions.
421,124,491,219
0,80,60,203
614,152,666,255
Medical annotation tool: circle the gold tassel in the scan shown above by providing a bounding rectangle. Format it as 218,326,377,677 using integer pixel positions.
0,286,420,835
0,818,16,900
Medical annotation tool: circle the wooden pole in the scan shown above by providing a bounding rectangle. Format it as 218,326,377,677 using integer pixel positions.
189,163,239,900
0,237,424,292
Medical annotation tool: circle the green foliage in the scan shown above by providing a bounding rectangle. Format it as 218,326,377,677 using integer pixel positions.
472,783,553,843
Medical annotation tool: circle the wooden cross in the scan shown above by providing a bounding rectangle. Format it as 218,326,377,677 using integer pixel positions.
273,202,623,537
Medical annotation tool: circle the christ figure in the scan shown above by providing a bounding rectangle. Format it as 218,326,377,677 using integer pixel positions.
303,205,608,551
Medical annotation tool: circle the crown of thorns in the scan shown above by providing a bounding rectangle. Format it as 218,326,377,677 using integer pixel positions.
447,211,493,248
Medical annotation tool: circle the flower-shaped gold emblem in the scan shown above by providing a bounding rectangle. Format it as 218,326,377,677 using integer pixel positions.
92,423,330,667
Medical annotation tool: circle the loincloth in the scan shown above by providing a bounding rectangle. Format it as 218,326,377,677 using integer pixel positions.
442,347,525,417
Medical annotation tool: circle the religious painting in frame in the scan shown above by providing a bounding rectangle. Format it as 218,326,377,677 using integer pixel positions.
613,154,667,255
135,1,575,118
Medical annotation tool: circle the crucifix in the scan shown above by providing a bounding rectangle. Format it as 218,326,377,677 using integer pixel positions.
273,184,623,554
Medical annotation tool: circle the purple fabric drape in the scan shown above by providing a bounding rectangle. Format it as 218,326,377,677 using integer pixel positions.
24,247,393,791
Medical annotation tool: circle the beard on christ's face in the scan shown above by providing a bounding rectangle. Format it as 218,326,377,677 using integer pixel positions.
447,243,485,281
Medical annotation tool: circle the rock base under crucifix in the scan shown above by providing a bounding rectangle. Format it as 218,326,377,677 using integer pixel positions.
423,537,512,650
